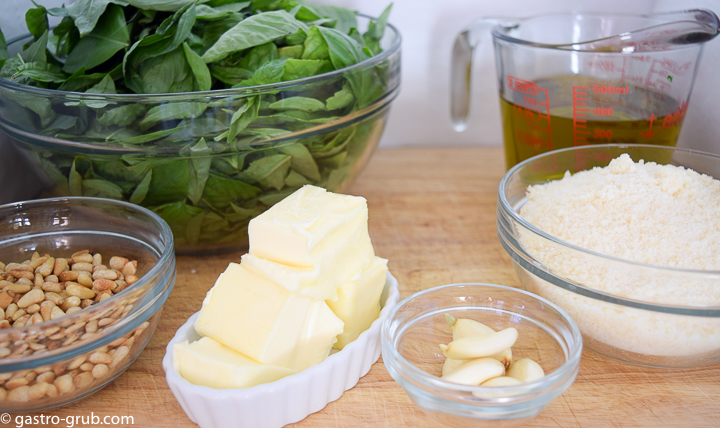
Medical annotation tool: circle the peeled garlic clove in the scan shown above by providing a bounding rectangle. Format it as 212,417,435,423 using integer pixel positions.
444,314,495,340
506,358,545,383
480,376,522,387
439,328,518,360
441,358,505,385
490,347,512,369
442,358,464,376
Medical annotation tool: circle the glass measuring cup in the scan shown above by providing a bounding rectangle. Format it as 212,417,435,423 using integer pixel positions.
450,10,720,169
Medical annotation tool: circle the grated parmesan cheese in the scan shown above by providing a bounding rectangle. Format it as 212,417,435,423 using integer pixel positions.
520,154,720,272
516,154,720,358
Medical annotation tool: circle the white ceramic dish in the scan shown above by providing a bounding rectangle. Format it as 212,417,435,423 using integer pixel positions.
163,271,400,428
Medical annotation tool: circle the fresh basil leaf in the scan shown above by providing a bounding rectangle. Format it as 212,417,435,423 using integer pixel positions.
187,138,213,204
364,4,392,41
129,169,152,204
282,58,331,81
116,125,185,144
69,158,83,196
257,187,295,205
278,45,303,59
317,150,347,169
0,28,7,67
123,4,197,92
229,202,262,220
227,96,259,142
61,0,129,36
125,0,198,11
42,115,79,135
325,84,354,110
236,154,290,190
202,173,262,207
0,86,56,127
284,169,310,187
301,26,328,60
185,210,204,245
26,3,49,39
318,26,368,70
139,101,207,130
59,69,108,92
153,201,204,242
347,27,363,46
268,96,324,112
21,31,48,64
311,127,355,158
182,43,212,91
208,0,250,6
202,10,308,63
278,142,320,181
209,65,253,85
82,178,124,199
312,4,357,34
196,2,249,20
284,28,307,45
63,4,130,73
239,42,278,72
12,63,66,84
40,157,70,195
87,74,118,94
98,103,148,127
144,160,189,205
234,58,287,87
137,46,195,94
241,127,290,139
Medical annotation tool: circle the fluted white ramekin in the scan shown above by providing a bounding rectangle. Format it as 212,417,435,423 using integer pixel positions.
163,272,400,428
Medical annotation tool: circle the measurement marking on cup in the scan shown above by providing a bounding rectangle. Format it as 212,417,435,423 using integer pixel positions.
507,76,553,150
572,86,591,146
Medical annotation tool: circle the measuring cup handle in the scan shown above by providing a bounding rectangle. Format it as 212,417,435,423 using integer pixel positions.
450,18,516,132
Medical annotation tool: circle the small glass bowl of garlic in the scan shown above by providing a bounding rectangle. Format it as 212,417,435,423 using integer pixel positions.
381,283,583,428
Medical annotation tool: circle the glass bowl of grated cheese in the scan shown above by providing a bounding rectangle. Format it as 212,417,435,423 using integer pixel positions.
497,144,720,368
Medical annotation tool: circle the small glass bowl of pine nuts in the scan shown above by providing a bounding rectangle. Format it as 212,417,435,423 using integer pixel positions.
382,284,582,428
0,197,175,411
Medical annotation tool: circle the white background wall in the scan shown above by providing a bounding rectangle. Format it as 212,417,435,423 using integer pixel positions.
1,0,719,153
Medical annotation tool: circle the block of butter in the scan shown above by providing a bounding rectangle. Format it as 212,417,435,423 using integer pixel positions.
248,185,375,301
173,337,294,389
195,263,344,372
327,256,388,350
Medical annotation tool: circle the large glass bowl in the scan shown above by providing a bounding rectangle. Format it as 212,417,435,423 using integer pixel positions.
0,15,401,253
381,284,582,428
497,144,720,368
0,197,175,410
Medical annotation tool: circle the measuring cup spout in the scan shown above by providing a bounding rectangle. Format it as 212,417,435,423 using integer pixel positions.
563,9,719,52
450,18,519,132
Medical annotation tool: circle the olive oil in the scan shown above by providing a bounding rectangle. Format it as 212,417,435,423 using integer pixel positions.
501,76,686,169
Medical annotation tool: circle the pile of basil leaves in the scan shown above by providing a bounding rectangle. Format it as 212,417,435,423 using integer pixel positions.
0,0,396,251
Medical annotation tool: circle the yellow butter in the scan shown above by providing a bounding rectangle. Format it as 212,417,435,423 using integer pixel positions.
327,257,388,350
241,211,374,302
248,185,374,272
173,337,294,389
195,263,344,372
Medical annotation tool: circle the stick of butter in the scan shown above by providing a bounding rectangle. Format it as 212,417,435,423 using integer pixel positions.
247,185,374,301
173,337,294,389
195,263,344,372
327,256,388,350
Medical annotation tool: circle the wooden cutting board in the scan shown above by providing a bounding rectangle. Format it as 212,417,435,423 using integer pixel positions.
31,147,720,427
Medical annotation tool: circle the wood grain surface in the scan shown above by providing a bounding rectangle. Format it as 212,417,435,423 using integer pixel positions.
29,147,720,427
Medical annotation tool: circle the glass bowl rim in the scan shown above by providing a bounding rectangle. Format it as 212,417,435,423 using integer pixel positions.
498,143,720,277
0,196,175,366
490,10,718,53
381,282,583,399
0,14,402,101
